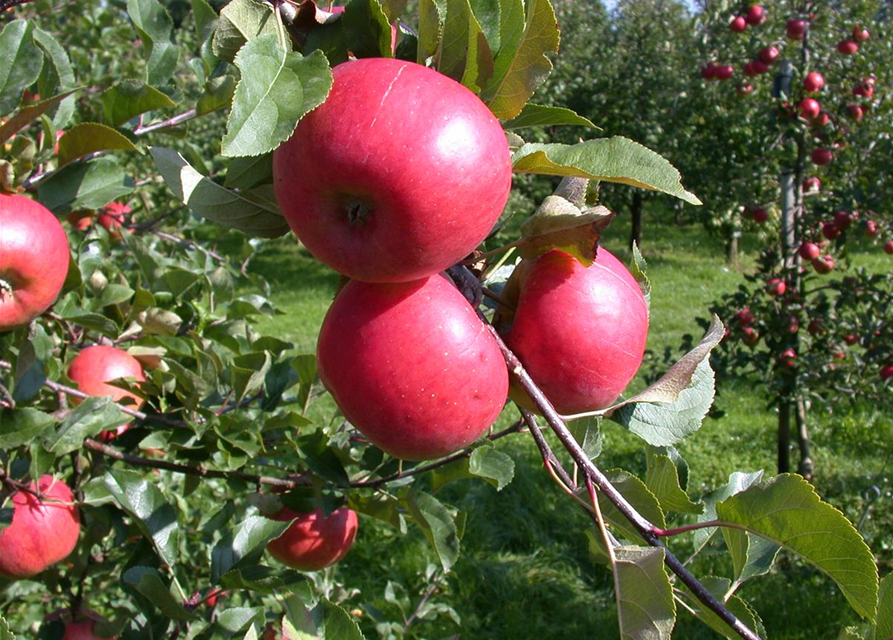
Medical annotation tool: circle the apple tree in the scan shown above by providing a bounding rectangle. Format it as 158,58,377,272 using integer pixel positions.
0,1,889,639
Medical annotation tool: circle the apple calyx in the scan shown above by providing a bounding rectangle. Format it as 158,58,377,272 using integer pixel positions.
345,200,374,225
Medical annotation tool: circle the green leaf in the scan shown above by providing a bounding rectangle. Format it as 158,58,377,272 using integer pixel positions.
504,104,597,129
347,493,404,531
222,37,332,157
322,600,365,640
417,0,445,63
0,90,78,144
211,515,290,583
678,576,766,639
284,598,366,640
0,20,43,118
123,566,194,620
480,0,557,119
438,0,493,93
37,157,134,215
595,470,666,543
150,147,289,237
104,469,180,568
42,397,128,455
220,565,310,595
716,474,878,621
32,27,76,128
611,546,675,639
517,201,613,266
0,615,15,640
468,444,514,491
216,608,264,634
225,154,273,189
101,79,177,127
127,0,180,85
513,137,702,205
212,0,280,64
0,408,55,449
400,489,460,573
692,471,763,555
611,319,725,446
871,572,893,640
569,416,603,459
197,74,237,115
57,123,141,167
644,447,701,514
295,430,350,485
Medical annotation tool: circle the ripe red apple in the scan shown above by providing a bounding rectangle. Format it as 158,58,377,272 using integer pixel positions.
798,98,821,119
786,316,800,334
0,193,70,332
853,83,874,99
752,207,769,223
843,333,859,345
743,62,757,77
881,365,893,380
499,249,648,415
861,220,878,237
735,308,755,325
97,202,131,241
778,348,797,368
266,507,358,571
838,39,858,55
787,18,807,39
759,46,779,64
745,5,766,25
822,222,841,240
66,210,95,231
729,16,747,32
273,58,512,283
812,148,833,165
742,326,760,347
813,255,835,273
0,475,80,579
833,211,853,230
847,104,864,121
700,64,717,80
751,59,770,74
811,112,830,128
798,242,821,260
853,25,870,41
714,65,734,80
68,346,147,409
737,84,754,96
62,613,115,640
885,240,893,255
318,274,507,460
766,278,786,296
802,176,821,193
803,72,824,92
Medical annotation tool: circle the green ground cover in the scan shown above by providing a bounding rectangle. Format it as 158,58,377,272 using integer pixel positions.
237,209,892,639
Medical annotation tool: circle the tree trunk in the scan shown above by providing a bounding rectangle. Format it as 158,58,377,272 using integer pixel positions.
778,401,791,473
630,191,644,249
796,398,813,480
725,231,740,266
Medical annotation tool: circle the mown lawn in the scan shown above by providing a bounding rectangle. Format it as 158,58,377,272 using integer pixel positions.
239,207,892,639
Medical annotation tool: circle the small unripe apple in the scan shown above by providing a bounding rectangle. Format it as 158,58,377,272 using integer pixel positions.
798,98,821,119
861,220,878,237
881,365,893,380
798,242,821,260
853,25,870,41
267,508,358,571
0,194,71,332
318,274,508,460
0,476,80,578
786,18,807,39
812,148,833,165
766,278,786,296
752,207,769,223
68,346,146,409
803,72,824,92
729,16,747,32
802,176,821,193
759,46,779,64
714,65,734,80
745,5,766,25
273,58,512,283
833,211,853,230
742,326,760,347
499,249,648,415
885,240,893,255
837,39,858,55
778,348,797,368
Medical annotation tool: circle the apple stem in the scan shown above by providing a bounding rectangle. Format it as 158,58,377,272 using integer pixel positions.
486,325,763,640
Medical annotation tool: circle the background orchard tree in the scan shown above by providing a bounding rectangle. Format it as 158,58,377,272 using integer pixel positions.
0,1,890,639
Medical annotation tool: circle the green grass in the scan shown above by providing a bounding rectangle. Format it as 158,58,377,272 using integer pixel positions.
239,210,892,639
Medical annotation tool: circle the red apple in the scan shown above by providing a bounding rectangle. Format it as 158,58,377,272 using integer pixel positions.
759,46,779,64
267,507,358,571
737,84,754,95
68,346,147,409
714,65,734,80
499,249,648,415
813,255,835,273
881,365,893,380
752,207,769,223
700,64,717,80
766,278,786,296
787,18,807,39
885,240,893,255
97,202,131,241
63,613,115,640
66,210,95,231
786,316,800,334
847,104,864,121
834,211,853,230
0,476,80,579
802,176,821,193
318,274,507,460
273,58,512,283
743,62,757,77
822,222,841,240
853,25,870,41
861,220,878,237
853,83,874,99
843,333,858,345
811,112,830,128
798,242,821,260
735,308,755,325
807,318,825,336
778,348,797,368
812,148,833,165
742,326,760,347
798,98,821,119
751,59,770,74
803,72,824,92
745,5,766,25
0,194,70,332
729,16,747,32
838,39,858,55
